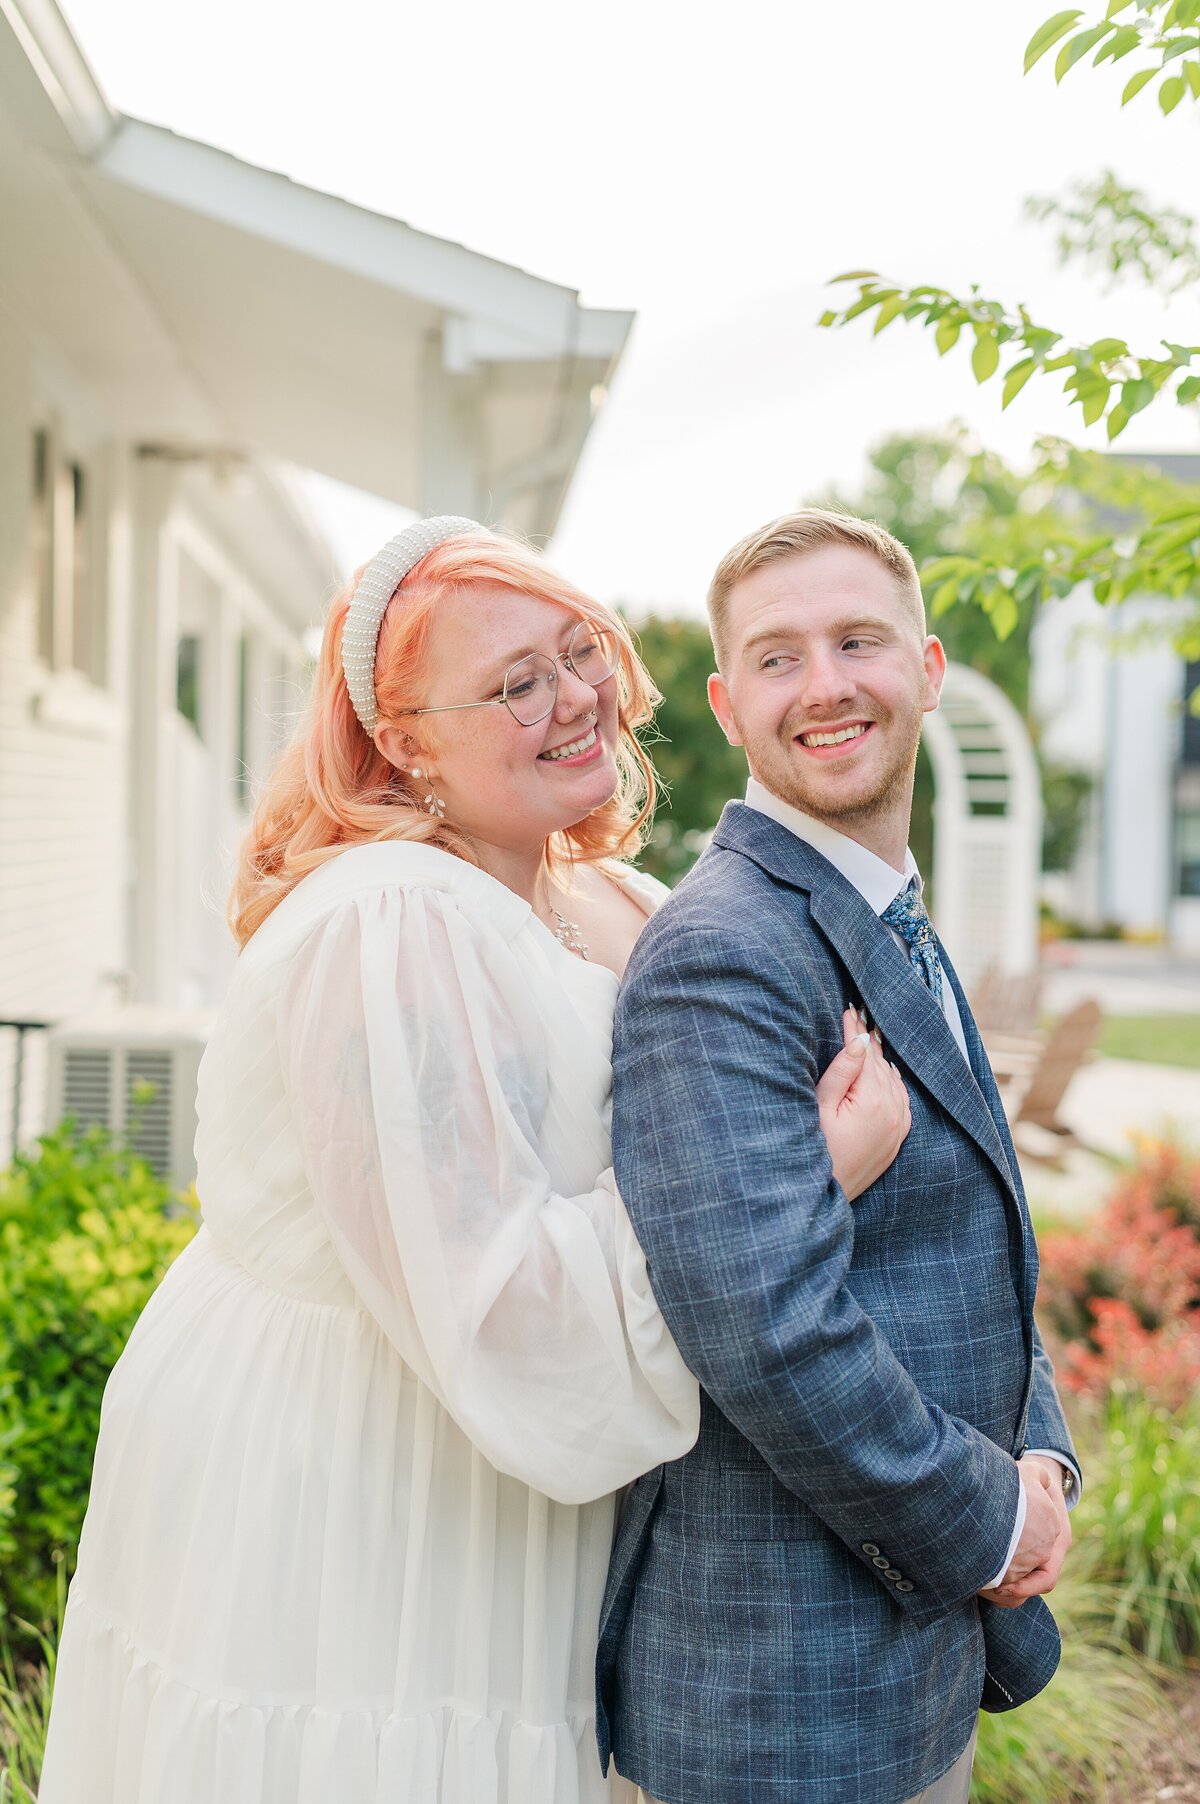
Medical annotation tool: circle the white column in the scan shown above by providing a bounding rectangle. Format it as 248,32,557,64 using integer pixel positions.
128,455,179,1005
419,327,486,520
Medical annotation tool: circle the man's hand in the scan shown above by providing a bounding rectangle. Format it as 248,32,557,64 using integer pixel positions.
978,1456,1071,1610
817,1009,912,1201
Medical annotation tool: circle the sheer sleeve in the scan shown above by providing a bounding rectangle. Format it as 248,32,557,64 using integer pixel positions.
277,882,699,1505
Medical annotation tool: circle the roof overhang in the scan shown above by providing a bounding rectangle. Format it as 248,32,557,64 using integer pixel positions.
0,0,632,542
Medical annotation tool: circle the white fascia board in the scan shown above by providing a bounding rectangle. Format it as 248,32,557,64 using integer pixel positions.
0,0,115,155
445,307,633,371
97,117,604,355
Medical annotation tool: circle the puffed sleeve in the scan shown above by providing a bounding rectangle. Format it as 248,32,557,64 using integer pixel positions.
277,882,699,1505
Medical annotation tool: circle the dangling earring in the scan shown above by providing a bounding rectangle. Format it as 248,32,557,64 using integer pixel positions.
407,766,445,820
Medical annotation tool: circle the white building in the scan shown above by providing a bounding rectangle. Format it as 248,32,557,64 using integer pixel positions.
0,0,630,1149
1031,453,1200,950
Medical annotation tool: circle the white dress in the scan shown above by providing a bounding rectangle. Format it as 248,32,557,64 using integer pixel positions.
39,843,699,1804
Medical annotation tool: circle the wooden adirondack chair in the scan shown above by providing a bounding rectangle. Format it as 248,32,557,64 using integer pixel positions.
994,998,1105,1167
972,964,1044,1039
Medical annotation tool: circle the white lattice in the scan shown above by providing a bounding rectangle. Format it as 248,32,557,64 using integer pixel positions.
923,664,1042,991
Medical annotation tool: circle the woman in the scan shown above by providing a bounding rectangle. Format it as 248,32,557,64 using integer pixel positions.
40,518,909,1803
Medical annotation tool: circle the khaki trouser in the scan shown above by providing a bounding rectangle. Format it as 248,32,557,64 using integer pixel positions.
613,1723,978,1804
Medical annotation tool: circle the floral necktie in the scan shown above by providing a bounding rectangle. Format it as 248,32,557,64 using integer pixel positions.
880,877,944,1008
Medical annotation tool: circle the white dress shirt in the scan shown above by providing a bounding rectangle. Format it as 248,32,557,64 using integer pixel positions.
743,779,1079,1588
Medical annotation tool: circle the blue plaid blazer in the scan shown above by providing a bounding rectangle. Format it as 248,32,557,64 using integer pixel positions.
598,803,1077,1804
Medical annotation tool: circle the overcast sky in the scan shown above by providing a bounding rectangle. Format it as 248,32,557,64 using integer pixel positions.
59,0,1200,616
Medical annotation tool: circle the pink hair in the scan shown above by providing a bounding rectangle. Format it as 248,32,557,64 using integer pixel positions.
228,530,660,948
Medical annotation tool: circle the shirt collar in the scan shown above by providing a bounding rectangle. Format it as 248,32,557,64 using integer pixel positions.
744,776,920,916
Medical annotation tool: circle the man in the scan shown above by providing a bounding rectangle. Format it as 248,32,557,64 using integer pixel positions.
597,511,1079,1803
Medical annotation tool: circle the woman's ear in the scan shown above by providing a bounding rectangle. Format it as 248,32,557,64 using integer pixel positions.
376,724,424,775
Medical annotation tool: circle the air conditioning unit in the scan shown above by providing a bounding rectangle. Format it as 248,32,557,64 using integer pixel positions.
45,1008,215,1191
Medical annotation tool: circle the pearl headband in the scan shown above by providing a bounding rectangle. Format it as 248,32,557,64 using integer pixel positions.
341,515,481,734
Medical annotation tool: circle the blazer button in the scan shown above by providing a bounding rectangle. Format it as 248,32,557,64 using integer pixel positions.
896,1580,914,1592
885,1569,902,1581
872,1556,889,1569
861,1543,881,1557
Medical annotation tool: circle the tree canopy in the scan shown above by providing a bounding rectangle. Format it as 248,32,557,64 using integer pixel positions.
819,2,1200,651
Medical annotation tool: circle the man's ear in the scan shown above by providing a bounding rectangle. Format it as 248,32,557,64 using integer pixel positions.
707,672,744,747
921,636,947,714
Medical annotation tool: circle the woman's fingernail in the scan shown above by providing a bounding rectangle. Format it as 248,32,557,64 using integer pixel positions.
853,1032,870,1050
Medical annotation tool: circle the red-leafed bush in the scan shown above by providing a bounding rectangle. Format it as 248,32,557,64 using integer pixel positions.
1038,1138,1200,1408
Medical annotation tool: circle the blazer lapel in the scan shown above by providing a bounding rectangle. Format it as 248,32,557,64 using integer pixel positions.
713,804,1019,1206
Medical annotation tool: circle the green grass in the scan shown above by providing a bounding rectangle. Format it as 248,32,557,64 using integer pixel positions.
1097,1014,1200,1069
973,1578,1168,1804
0,1599,58,1803
1077,1390,1200,1668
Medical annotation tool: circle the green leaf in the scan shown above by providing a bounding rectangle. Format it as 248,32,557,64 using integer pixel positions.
1025,9,1083,71
831,270,881,283
1089,336,1129,361
842,292,886,324
972,333,1001,382
1177,0,1200,24
1162,34,1200,59
1121,376,1156,415
1122,64,1157,99
1079,377,1112,426
1056,21,1116,78
989,590,1019,642
872,294,908,333
818,310,838,328
1178,373,1200,403
931,578,960,619
934,315,962,355
1143,518,1200,556
920,555,975,585
1001,357,1037,407
1106,402,1130,439
1105,0,1134,15
1095,24,1144,60
1186,58,1200,93
1160,73,1187,109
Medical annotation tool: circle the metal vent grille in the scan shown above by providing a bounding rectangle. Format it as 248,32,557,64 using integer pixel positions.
125,1052,174,1177
62,1049,113,1130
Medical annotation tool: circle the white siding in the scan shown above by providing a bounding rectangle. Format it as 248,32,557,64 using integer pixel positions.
0,332,129,1022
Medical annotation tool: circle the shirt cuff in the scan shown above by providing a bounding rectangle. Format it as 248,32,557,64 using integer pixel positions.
1024,1448,1083,1508
986,1482,1027,1592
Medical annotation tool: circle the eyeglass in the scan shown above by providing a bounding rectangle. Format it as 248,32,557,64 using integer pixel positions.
397,618,621,728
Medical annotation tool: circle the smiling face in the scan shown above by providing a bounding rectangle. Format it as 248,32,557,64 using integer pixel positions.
377,585,622,857
707,544,946,864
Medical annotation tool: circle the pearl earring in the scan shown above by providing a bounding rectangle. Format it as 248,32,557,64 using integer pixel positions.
404,764,444,819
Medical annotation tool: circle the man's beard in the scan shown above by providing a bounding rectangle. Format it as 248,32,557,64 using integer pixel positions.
747,696,924,831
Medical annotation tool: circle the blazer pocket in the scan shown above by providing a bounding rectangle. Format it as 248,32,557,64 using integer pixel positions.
717,1464,828,1542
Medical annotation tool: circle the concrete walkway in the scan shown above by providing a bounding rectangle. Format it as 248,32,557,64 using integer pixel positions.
1040,939,1200,1017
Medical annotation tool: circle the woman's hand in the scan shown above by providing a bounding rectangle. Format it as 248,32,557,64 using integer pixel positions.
816,1009,912,1201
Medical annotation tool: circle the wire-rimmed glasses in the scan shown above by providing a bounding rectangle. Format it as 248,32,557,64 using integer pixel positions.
397,619,621,728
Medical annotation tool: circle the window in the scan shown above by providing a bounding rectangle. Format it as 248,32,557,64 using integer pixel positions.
32,430,53,664
1182,663,1200,770
1177,805,1200,899
176,635,203,737
234,632,251,807
30,425,103,684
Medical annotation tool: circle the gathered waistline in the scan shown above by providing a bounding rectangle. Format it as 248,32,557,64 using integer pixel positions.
192,1223,364,1317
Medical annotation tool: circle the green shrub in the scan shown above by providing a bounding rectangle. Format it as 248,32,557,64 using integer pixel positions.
1075,1388,1200,1667
0,1123,196,1642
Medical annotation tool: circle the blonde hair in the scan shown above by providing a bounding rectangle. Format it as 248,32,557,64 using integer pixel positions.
229,530,659,947
707,508,925,668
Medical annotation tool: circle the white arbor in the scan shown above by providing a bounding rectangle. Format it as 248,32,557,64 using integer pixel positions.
923,662,1042,991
